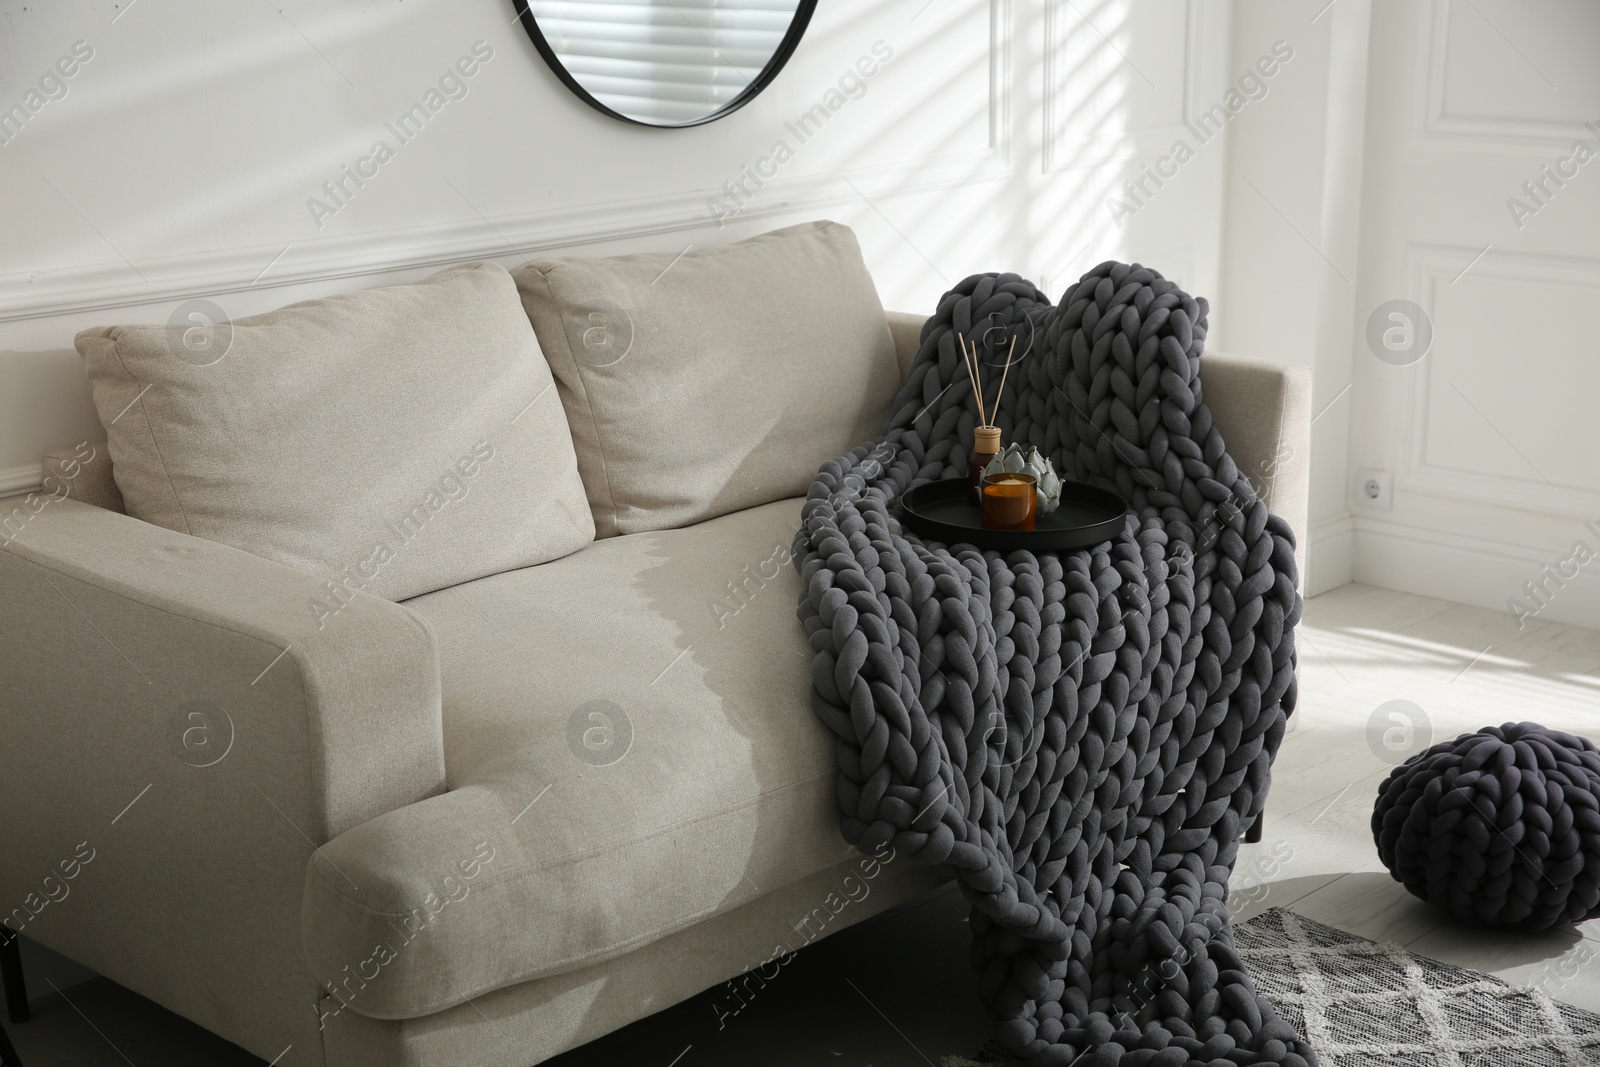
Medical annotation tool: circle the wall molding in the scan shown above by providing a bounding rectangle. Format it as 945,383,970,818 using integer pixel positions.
1042,0,1204,173
1399,243,1600,521
1419,0,1596,153
1,154,1007,326
0,464,42,499
989,0,1012,159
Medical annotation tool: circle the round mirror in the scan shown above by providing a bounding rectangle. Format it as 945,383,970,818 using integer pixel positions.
516,0,817,127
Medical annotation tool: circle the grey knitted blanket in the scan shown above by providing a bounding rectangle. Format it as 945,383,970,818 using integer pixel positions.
794,264,1310,1066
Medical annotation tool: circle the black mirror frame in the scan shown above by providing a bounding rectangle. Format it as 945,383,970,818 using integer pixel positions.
513,0,818,128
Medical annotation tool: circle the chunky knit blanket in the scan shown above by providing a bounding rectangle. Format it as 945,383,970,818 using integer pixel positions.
794,264,1310,1066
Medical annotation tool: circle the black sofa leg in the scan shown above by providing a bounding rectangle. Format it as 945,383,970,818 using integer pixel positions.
1244,811,1264,844
0,1017,20,1067
0,925,24,1066
1,926,27,1024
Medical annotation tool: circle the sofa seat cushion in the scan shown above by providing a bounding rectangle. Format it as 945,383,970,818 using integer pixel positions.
301,498,863,1021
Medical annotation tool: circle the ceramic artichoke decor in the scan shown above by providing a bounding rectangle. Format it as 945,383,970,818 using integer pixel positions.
981,443,1064,513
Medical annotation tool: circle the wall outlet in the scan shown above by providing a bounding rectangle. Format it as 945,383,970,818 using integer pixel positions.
1356,468,1394,510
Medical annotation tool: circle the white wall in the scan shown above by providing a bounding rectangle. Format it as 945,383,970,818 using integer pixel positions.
1212,0,1373,597
1212,0,1600,632
1,0,1237,503
14,3,1585,625
1345,0,1600,629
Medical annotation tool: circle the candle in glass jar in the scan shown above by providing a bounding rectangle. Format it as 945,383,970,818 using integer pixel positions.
981,472,1037,531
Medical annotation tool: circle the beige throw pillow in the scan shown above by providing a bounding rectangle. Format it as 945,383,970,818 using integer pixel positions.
513,220,899,538
76,262,594,606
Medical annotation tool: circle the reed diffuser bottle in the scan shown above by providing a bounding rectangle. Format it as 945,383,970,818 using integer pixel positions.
957,331,1017,493
969,426,1002,491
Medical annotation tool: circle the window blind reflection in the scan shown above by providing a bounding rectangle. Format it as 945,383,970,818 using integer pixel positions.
528,0,801,123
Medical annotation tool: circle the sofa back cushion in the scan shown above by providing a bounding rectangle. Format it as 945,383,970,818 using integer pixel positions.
76,262,594,603
512,220,899,538
41,441,125,514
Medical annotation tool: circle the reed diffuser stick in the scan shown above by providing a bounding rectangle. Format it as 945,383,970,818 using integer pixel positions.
959,335,987,425
991,336,1017,424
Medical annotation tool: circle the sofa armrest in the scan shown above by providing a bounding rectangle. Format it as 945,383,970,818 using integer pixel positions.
1198,352,1312,584
0,498,444,1057
0,498,445,837
886,310,925,382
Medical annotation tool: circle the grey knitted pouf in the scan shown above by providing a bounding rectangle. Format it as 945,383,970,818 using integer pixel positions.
1372,722,1600,930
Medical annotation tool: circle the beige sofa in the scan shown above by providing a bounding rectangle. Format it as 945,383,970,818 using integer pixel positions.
0,241,1309,1066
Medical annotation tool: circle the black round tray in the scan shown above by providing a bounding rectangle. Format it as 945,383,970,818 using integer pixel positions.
898,477,1128,552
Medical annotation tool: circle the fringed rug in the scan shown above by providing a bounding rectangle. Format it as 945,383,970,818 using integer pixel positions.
942,908,1600,1066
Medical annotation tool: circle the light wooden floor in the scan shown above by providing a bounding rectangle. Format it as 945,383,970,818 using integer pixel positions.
9,583,1600,1066
1234,581,1600,1013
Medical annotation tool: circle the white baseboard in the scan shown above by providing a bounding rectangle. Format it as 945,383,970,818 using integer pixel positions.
1306,514,1355,597
1352,516,1600,632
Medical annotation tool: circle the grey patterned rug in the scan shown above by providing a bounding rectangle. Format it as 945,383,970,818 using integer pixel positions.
943,907,1600,1066
1238,908,1600,1066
